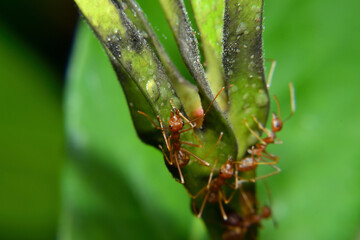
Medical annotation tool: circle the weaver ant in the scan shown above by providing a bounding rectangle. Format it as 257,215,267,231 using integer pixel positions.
241,82,295,181
191,153,254,221
222,206,272,240
138,87,225,184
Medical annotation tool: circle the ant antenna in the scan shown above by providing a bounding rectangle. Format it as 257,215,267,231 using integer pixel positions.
137,111,162,129
273,95,282,121
283,82,296,122
169,98,177,111
203,87,225,116
266,59,277,89
202,132,224,159
284,82,296,122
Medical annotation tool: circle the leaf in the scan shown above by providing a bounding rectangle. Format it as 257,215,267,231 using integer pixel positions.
60,21,205,240
116,0,202,117
223,0,270,157
72,0,268,239
189,0,227,110
158,0,238,165
75,0,181,146
0,24,63,239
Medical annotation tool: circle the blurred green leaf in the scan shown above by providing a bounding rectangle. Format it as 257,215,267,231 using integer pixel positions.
0,23,63,240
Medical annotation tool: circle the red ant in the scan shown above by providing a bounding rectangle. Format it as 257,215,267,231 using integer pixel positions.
240,82,295,181
191,155,236,221
138,88,225,184
222,206,272,240
191,152,254,221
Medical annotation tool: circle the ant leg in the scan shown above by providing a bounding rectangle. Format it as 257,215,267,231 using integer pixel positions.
238,183,255,213
189,87,225,124
251,115,273,138
273,95,282,122
243,119,266,145
204,87,225,116
221,188,236,204
178,126,196,134
266,59,277,89
218,191,228,220
284,82,296,122
251,148,256,181
178,126,203,148
257,153,279,165
158,145,173,165
289,82,296,115
181,148,210,167
180,141,201,147
180,134,223,159
235,165,239,189
174,152,185,184
190,158,218,199
196,190,210,218
157,115,171,152
253,165,281,181
175,110,203,148
137,111,163,130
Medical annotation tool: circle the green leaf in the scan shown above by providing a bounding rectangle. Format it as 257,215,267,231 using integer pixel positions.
158,0,237,163
190,0,227,110
223,0,270,157
0,24,63,239
113,0,202,127
75,0,182,146
61,21,208,240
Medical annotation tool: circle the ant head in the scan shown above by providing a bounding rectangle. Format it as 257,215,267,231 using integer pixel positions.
261,205,272,219
219,158,234,179
271,112,283,133
168,114,183,132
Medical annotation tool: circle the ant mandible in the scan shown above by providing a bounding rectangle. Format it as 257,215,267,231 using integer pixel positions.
138,87,225,184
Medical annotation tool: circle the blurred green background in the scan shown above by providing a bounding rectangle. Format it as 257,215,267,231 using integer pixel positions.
0,0,359,239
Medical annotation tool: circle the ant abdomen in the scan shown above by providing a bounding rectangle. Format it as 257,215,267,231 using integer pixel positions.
176,150,190,167
219,162,234,179
237,157,257,172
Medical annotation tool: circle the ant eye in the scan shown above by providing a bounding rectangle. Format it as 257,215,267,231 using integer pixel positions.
169,125,173,129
